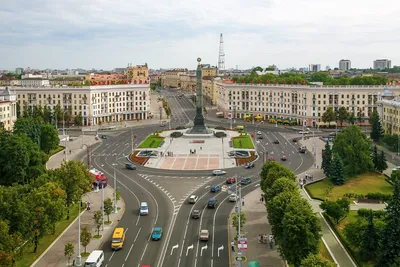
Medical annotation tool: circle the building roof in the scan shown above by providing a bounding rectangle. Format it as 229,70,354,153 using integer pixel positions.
0,87,11,96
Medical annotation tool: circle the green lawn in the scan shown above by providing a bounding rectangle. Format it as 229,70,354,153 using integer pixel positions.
16,204,80,267
48,145,64,157
232,135,254,149
306,173,393,201
137,135,165,148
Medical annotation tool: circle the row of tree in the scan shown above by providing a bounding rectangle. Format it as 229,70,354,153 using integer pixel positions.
260,161,334,267
309,72,388,85
0,160,94,266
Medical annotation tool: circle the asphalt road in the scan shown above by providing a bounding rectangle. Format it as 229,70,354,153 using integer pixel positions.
87,88,314,267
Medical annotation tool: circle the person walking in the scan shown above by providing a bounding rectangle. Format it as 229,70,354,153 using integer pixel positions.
258,235,262,244
231,241,235,252
242,198,245,206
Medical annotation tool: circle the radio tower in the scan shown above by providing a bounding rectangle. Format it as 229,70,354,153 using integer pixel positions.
218,33,225,76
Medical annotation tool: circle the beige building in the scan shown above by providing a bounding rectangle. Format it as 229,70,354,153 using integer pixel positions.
10,84,151,126
0,87,17,131
377,89,400,134
161,69,187,88
180,73,196,92
126,64,149,82
201,66,217,77
203,77,221,105
216,81,400,126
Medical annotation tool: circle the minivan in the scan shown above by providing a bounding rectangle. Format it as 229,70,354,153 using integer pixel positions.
111,228,125,250
84,250,104,267
140,202,149,215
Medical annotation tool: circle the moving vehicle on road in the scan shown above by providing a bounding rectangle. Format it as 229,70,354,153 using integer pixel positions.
199,230,210,241
229,193,239,202
257,131,262,135
236,125,244,131
273,140,280,144
188,195,198,204
299,131,309,134
226,177,236,184
210,185,221,192
244,162,255,169
298,146,307,153
207,198,218,208
140,202,149,215
111,228,125,250
192,210,201,219
292,138,297,143
240,177,252,185
151,227,163,241
101,134,109,139
281,155,287,161
212,170,226,176
84,250,104,267
257,135,264,139
125,163,136,170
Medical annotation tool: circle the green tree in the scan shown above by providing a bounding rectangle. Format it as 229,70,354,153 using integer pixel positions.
329,153,345,185
337,106,349,127
390,170,400,184
333,125,373,176
344,219,367,248
103,198,113,222
321,142,333,177
54,160,93,220
264,177,298,202
299,253,336,267
94,210,103,236
40,124,59,153
376,180,400,266
0,251,15,267
13,117,42,146
53,104,63,128
320,198,350,224
322,107,336,126
280,199,321,267
376,150,388,173
260,161,296,193
80,226,92,254
74,112,83,126
64,242,74,266
370,110,384,142
372,145,379,169
0,220,21,267
360,210,380,262
347,112,356,125
231,212,246,236
43,105,53,124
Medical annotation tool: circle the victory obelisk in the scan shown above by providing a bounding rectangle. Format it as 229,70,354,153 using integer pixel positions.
189,57,209,134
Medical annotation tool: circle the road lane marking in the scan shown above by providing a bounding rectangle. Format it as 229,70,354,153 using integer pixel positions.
170,244,179,255
125,244,134,261
108,251,115,261
134,228,141,242
187,244,194,256
140,243,148,261
201,245,208,256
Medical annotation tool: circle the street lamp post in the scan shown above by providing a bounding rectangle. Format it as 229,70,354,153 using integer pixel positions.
237,183,243,267
101,182,105,231
76,198,82,266
64,124,74,162
112,162,118,213
130,126,134,154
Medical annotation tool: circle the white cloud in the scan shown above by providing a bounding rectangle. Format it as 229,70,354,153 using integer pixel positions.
0,0,399,70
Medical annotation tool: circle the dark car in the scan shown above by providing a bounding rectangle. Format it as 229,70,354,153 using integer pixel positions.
240,177,252,185
101,135,109,139
207,198,218,208
192,210,201,219
292,138,297,143
244,162,255,169
126,163,136,170
273,140,279,144
210,185,221,192
226,177,236,184
257,135,264,139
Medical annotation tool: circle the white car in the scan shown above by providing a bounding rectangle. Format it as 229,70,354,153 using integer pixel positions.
228,193,239,202
299,131,309,134
188,195,198,204
140,202,149,215
257,131,262,135
212,170,227,176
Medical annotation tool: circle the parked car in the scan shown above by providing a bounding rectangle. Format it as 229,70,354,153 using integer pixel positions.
281,155,287,161
207,198,218,208
192,210,201,219
210,185,221,193
188,195,198,204
240,177,252,185
151,227,163,241
244,162,255,169
125,163,136,170
273,140,280,144
268,157,275,161
212,170,226,176
199,229,209,241
226,177,236,184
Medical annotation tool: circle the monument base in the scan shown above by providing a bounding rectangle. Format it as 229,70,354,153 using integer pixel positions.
187,113,210,134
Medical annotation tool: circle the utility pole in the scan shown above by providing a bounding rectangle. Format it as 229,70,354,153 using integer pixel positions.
76,198,82,266
237,183,243,267
101,183,105,231
159,106,163,121
112,161,118,213
312,130,317,168
131,126,134,154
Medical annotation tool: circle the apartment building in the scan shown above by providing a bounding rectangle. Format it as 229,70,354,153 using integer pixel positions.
377,89,400,134
374,59,391,70
339,59,351,71
201,65,218,77
11,84,151,126
216,81,400,127
180,73,196,92
0,87,17,131
161,69,187,88
309,64,321,72
20,79,50,87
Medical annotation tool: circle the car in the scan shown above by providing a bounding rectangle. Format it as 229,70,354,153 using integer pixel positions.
228,193,239,202
257,131,262,135
212,170,226,176
298,146,306,153
151,227,163,241
199,229,209,241
226,177,236,184
257,135,264,139
240,177,252,185
292,138,297,143
273,140,280,144
192,210,201,219
210,185,221,192
101,135,109,139
207,198,218,208
140,202,149,215
299,131,309,134
188,195,198,204
125,163,136,170
281,155,287,161
244,162,255,169
268,157,275,161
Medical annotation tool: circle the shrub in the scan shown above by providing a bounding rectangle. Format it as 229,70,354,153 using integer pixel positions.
357,209,387,218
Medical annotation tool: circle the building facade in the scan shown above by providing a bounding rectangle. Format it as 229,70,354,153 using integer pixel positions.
216,82,400,126
20,79,50,87
161,69,187,88
201,66,218,77
339,59,351,71
377,89,400,134
0,87,17,131
309,64,321,72
180,73,196,92
374,59,391,70
9,84,151,126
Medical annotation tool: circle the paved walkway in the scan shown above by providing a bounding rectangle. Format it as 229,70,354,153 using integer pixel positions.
33,135,126,267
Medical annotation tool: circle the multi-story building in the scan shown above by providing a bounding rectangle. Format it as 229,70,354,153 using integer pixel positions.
126,64,149,81
161,69,187,88
309,64,321,72
0,87,17,131
216,81,400,127
0,75,19,86
201,65,218,77
339,59,351,71
9,83,151,126
203,77,219,105
20,79,50,87
180,73,196,92
374,59,391,70
377,88,400,134
15,68,24,75
86,73,127,82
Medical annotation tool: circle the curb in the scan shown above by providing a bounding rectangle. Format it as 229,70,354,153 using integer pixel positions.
227,217,232,267
45,145,66,170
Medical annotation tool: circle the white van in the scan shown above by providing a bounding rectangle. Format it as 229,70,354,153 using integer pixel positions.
84,250,104,267
140,202,149,215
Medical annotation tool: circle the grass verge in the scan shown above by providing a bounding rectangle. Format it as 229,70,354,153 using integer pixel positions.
137,134,165,148
305,173,392,201
232,134,254,149
48,145,64,157
319,239,335,263
16,203,80,267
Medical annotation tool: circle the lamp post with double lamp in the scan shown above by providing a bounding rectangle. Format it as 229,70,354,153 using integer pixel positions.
64,124,75,161
112,162,118,214
76,196,83,266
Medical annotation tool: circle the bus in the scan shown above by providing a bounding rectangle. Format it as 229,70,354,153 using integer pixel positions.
89,168,108,188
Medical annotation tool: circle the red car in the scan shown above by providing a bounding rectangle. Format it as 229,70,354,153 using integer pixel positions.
268,157,275,161
281,155,287,161
226,177,236,184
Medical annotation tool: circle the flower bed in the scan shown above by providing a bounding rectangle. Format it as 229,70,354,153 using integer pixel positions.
236,151,257,166
130,151,149,165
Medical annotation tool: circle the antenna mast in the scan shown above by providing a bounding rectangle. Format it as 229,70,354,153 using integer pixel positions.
218,33,225,76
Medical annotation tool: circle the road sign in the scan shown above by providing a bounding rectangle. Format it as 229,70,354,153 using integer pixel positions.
235,256,247,262
238,238,248,250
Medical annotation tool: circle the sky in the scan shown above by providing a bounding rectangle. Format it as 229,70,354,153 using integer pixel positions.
1,0,400,70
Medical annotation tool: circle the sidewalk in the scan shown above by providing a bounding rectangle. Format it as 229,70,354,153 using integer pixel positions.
32,135,126,267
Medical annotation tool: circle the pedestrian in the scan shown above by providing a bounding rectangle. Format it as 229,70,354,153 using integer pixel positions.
258,235,262,244
200,146,202,150
242,198,245,206
260,194,264,202
231,241,235,252
269,240,273,249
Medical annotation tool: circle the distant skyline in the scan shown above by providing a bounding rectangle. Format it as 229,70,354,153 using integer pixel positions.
1,0,399,70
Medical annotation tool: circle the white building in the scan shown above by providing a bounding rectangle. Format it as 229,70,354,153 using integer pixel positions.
339,60,351,71
0,87,17,131
8,84,151,126
20,79,50,87
373,59,391,70
216,82,400,127
309,64,321,72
